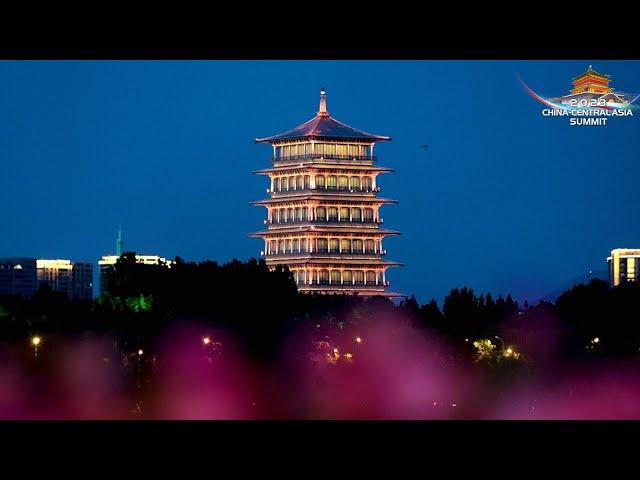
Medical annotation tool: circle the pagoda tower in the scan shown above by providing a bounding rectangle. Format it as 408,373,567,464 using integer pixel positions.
251,89,402,297
570,65,613,95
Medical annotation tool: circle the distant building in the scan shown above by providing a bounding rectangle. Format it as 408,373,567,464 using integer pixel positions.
98,255,173,296
607,248,640,286
37,259,73,296
36,259,94,301
72,262,94,301
0,257,92,300
0,258,38,298
98,226,172,296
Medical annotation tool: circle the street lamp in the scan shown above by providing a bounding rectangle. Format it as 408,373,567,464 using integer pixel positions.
202,336,212,357
31,336,41,358
355,337,362,344
494,335,505,353
136,349,144,394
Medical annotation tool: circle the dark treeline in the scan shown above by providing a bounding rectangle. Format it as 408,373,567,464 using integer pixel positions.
1,253,639,362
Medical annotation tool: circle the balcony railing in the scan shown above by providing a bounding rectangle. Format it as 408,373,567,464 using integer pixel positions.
262,250,385,257
267,186,380,194
266,219,381,226
298,281,390,288
273,153,376,163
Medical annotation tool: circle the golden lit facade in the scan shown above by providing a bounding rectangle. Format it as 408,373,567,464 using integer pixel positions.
37,259,73,293
36,259,93,301
607,248,640,287
252,90,401,296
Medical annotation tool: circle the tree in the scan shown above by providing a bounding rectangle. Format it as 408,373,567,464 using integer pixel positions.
419,298,444,330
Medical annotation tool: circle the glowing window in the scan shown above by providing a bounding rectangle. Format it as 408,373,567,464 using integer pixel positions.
317,238,328,252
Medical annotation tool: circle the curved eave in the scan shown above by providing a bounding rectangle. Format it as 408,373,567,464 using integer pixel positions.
251,196,398,206
256,134,391,144
249,227,401,237
255,114,391,144
267,258,402,267
572,71,610,82
253,165,394,175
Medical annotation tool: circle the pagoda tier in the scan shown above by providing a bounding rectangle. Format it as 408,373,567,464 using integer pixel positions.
252,89,402,297
570,65,613,95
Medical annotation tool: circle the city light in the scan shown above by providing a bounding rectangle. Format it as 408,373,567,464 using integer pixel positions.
138,349,144,356
203,337,211,345
355,337,362,344
593,337,600,344
31,335,41,358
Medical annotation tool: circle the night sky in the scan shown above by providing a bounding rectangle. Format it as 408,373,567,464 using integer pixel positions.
1,60,639,304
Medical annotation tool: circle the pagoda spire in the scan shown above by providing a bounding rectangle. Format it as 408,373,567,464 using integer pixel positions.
318,88,328,116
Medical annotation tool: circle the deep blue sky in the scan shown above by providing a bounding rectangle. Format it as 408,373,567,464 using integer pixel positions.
1,60,639,304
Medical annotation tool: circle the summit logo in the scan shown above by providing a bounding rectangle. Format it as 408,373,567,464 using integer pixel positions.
521,65,638,126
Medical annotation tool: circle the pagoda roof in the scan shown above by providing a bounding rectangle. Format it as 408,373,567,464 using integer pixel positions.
573,65,610,82
256,90,391,144
253,165,394,175
267,258,403,267
249,226,401,237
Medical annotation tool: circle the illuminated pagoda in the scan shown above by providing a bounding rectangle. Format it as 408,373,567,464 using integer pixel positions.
251,89,402,296
570,65,613,95
555,65,626,105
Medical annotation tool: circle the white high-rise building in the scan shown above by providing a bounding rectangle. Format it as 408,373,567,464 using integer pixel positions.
607,248,640,287
36,259,94,301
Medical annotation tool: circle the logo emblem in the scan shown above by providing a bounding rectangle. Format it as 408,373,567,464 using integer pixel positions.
521,65,638,126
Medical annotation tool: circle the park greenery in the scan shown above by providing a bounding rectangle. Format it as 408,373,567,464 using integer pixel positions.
1,252,640,366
